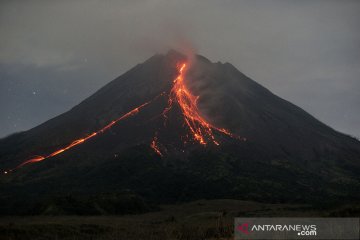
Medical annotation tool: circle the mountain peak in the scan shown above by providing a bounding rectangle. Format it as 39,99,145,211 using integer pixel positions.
165,49,186,58
0,52,359,207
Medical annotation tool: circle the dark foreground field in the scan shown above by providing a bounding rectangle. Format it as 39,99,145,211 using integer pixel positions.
0,199,359,240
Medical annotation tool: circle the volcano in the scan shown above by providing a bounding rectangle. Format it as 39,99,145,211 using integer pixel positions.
0,50,360,214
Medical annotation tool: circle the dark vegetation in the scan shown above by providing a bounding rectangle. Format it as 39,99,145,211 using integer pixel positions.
0,192,151,216
0,144,359,216
1,199,359,240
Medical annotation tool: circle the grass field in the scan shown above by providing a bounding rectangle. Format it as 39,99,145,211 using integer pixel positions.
0,199,358,240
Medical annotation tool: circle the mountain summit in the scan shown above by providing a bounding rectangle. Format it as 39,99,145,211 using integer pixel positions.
0,50,359,213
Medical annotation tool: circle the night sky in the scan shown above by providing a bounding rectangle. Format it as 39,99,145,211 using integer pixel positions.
1,0,359,138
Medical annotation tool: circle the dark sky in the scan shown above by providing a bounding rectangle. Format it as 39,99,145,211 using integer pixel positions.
1,0,359,138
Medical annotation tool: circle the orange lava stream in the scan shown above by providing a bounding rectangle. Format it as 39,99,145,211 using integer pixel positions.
4,99,156,174
150,136,163,156
4,62,242,173
163,63,235,146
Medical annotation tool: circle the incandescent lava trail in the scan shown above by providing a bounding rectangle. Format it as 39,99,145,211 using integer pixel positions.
3,96,160,174
4,61,242,174
150,135,163,156
162,63,238,146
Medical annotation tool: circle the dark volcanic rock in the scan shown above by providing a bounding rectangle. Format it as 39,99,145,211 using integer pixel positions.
0,50,359,213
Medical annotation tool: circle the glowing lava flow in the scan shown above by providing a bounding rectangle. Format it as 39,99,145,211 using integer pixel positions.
4,61,242,173
163,63,237,146
4,98,157,174
150,135,163,156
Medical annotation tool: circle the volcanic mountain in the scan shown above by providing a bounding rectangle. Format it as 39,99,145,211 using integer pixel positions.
0,50,360,214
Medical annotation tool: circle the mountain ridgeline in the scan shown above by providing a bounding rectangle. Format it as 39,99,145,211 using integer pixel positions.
0,50,359,214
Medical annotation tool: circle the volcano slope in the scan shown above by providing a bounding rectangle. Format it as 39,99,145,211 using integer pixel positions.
0,50,359,214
